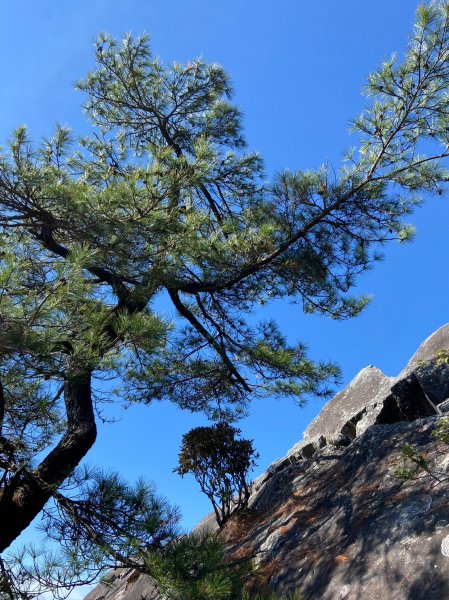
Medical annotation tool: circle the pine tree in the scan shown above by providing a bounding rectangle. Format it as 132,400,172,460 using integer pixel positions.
1,1,449,596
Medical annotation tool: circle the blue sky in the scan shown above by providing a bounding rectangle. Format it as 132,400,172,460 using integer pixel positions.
2,0,448,579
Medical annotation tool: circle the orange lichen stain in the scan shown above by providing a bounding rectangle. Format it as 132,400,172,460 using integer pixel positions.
335,554,349,564
352,483,381,496
228,544,254,563
276,517,299,537
222,509,264,543
292,489,312,500
249,556,285,590
385,456,400,467
304,512,320,526
272,505,290,520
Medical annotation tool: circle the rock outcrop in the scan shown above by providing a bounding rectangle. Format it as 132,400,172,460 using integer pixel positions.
85,324,449,600
85,568,160,600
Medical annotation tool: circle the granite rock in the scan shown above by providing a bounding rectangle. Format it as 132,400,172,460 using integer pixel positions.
84,324,449,600
84,568,161,600
414,359,449,406
399,323,449,377
225,417,449,600
300,366,392,443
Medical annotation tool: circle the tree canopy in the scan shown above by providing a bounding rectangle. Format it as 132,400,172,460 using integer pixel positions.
176,423,259,526
1,1,449,597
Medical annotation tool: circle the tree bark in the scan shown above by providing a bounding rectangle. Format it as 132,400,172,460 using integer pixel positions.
0,371,96,552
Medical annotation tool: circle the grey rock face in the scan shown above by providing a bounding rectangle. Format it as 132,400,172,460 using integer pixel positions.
326,433,352,447
294,325,449,444
439,398,449,413
414,360,449,406
84,568,161,600
84,323,449,600
301,366,392,443
390,372,437,420
399,323,449,377
225,417,449,600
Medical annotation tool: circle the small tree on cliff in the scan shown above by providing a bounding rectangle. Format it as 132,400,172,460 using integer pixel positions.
1,1,449,596
176,423,259,526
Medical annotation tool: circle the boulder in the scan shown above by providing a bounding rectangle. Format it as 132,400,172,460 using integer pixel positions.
390,372,437,420
414,359,449,406
399,323,449,377
357,359,449,434
84,568,161,600
293,326,449,442
300,366,393,443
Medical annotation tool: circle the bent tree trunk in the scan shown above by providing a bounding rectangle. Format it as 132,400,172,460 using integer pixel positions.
0,372,96,552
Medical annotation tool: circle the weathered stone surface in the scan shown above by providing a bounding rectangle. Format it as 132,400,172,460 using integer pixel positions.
92,417,449,600
353,324,449,435
391,372,437,420
84,568,161,600
357,361,449,434
84,323,449,600
326,432,352,447
285,435,326,461
414,359,449,406
249,455,312,513
358,359,449,433
223,417,449,600
300,366,392,442
399,323,449,377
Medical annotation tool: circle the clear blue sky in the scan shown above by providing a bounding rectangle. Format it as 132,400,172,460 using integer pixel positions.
2,0,448,584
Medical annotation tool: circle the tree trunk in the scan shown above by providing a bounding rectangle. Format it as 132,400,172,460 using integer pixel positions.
0,371,96,552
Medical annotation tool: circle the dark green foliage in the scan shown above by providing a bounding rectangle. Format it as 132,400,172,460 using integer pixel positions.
394,436,445,484
175,424,259,526
435,350,449,366
394,443,433,480
432,417,449,443
145,530,251,600
2,469,181,598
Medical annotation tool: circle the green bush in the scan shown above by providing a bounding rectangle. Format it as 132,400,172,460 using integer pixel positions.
432,417,449,444
175,423,259,526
